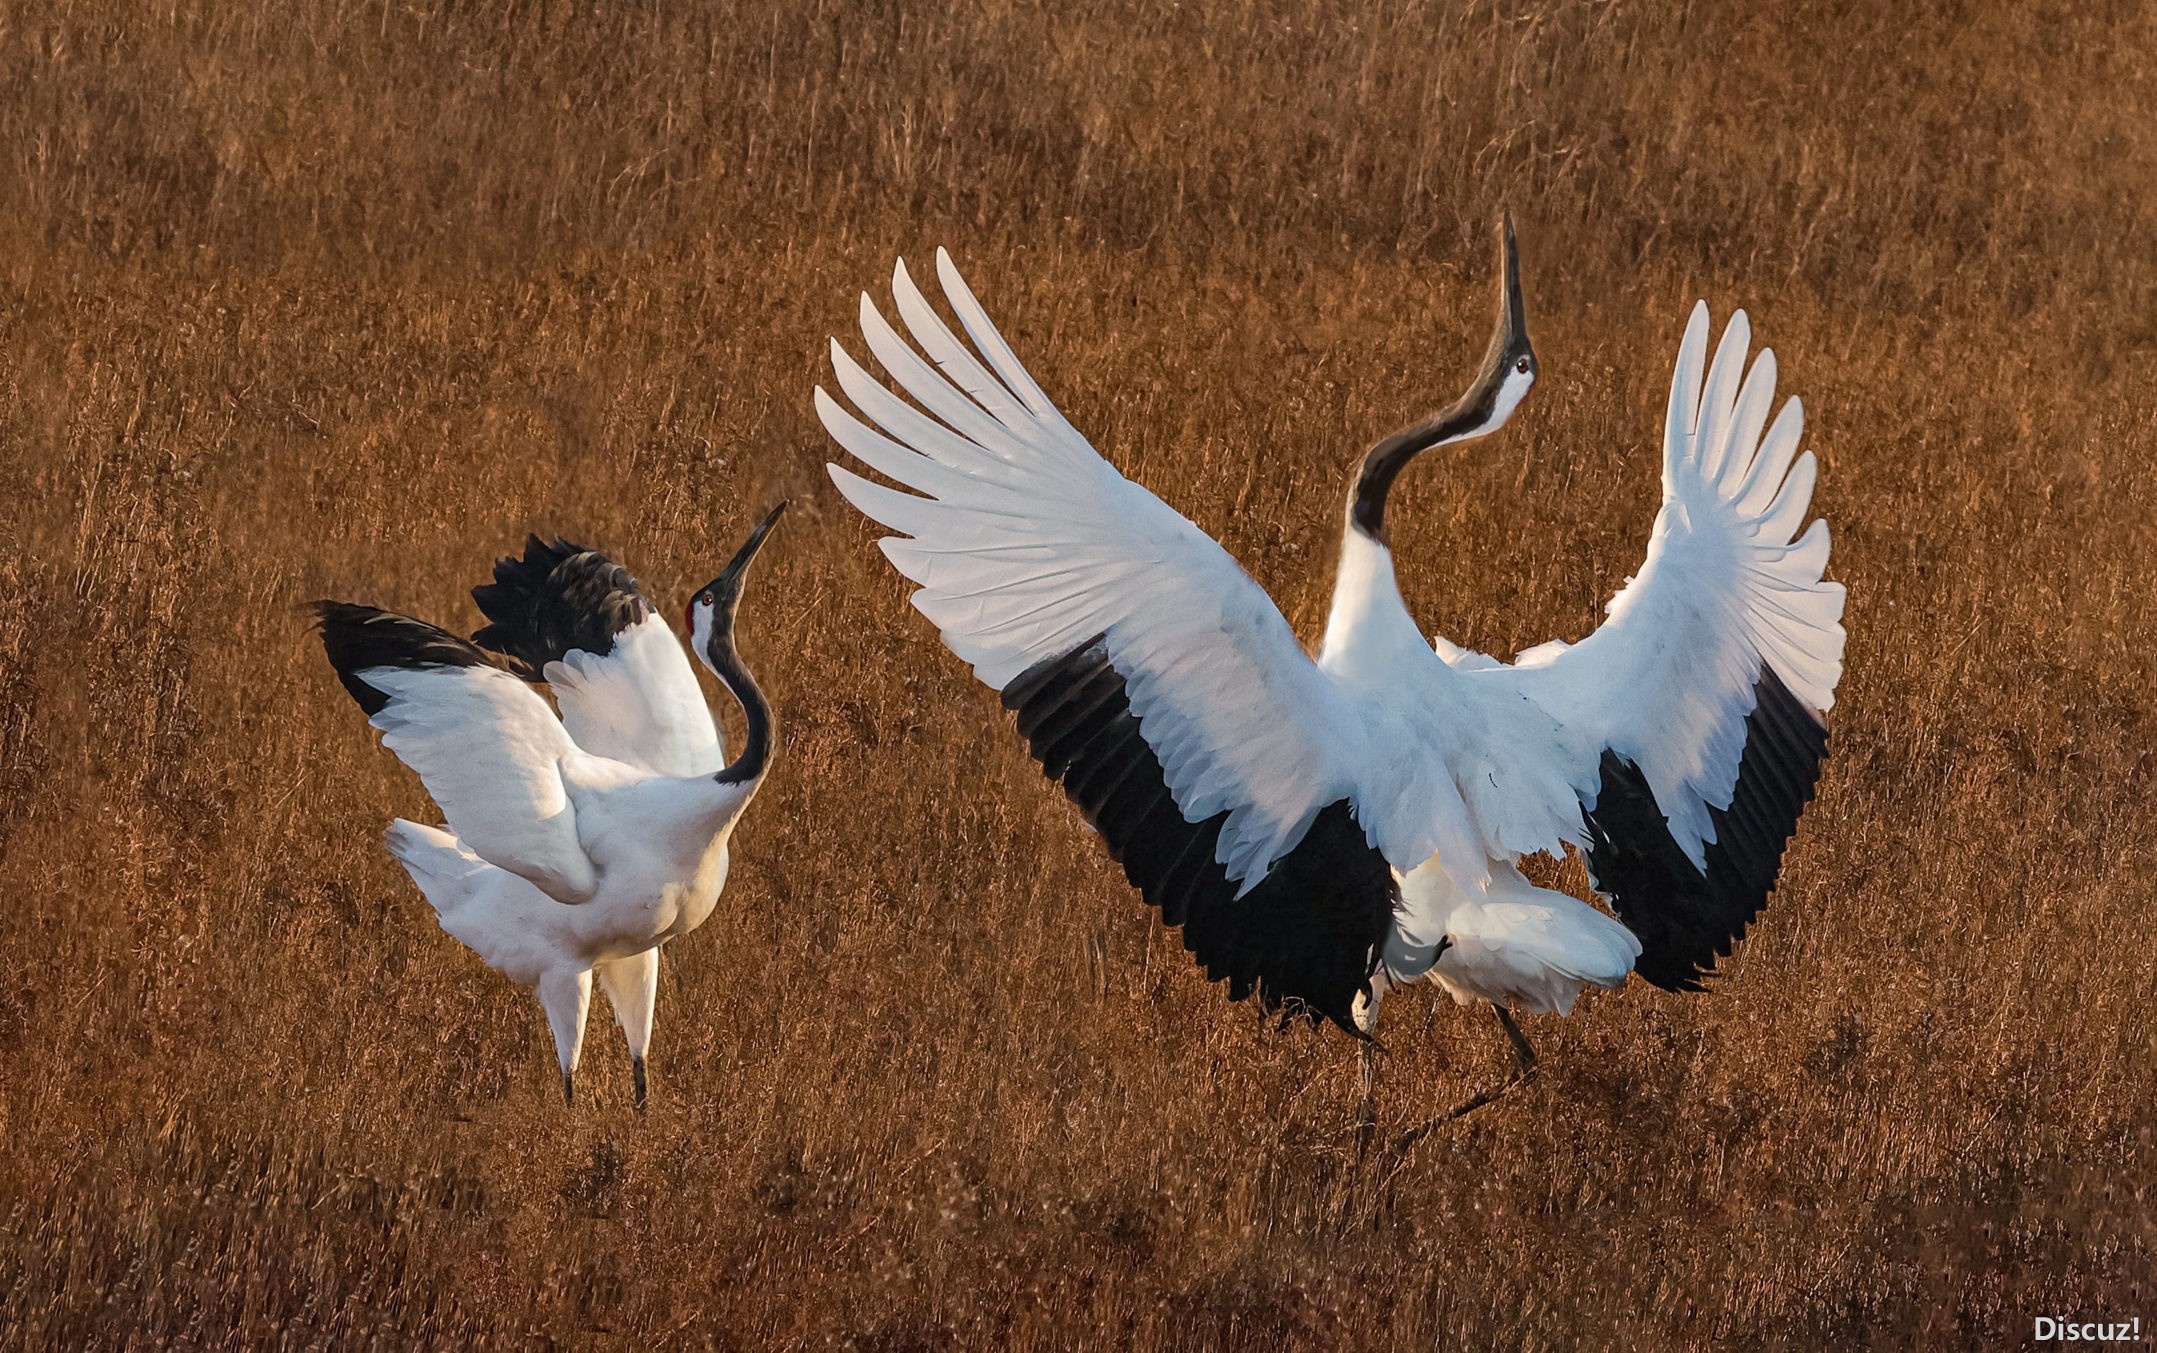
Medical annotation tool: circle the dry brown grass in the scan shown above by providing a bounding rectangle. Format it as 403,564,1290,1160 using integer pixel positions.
1,0,2154,1345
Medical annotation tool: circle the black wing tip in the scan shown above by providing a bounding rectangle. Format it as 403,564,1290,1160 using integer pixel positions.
314,601,491,717
1633,958,1716,994
1002,632,1111,712
310,598,384,629
471,534,595,616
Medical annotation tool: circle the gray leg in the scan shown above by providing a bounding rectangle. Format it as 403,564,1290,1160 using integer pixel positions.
538,968,593,1110
1391,1003,1539,1151
1355,1041,1378,1154
596,949,659,1112
1495,1004,1538,1073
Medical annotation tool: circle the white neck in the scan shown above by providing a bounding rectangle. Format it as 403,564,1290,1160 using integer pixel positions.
1317,527,1432,682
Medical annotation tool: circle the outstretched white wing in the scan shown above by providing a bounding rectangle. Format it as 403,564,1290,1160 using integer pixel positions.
820,252,1440,1032
319,605,604,903
470,539,724,778
820,251,1369,892
1504,303,1844,854
1444,303,1845,987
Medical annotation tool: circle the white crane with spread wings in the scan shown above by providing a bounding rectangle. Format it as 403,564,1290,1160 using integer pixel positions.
316,504,785,1108
819,220,1843,1125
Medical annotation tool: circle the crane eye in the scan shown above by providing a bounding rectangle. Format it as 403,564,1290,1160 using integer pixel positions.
698,592,713,607
1515,357,1531,374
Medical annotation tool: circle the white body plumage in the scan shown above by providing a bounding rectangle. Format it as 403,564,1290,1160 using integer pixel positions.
318,505,785,1105
819,220,1843,1091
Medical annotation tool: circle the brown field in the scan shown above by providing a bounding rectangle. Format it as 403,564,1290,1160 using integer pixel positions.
1,0,2153,1346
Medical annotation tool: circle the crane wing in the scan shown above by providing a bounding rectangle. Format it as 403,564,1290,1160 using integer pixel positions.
470,538,724,778
820,251,1396,1032
317,603,603,903
1471,303,1845,989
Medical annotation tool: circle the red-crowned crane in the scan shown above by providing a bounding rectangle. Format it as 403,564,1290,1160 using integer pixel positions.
315,503,786,1108
817,220,1844,1130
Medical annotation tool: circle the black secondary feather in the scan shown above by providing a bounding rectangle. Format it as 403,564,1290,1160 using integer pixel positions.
1582,666,1829,991
1004,634,1397,1035
470,535,653,682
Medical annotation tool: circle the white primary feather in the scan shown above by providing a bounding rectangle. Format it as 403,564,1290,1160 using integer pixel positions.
1444,301,1846,870
822,251,1375,892
544,612,724,778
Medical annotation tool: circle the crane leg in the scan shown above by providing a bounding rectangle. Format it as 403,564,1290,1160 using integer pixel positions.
597,949,659,1113
1495,1005,1538,1074
1390,1003,1539,1151
1355,1041,1378,1155
538,968,592,1110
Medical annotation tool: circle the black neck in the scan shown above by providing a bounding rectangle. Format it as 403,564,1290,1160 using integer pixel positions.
1349,401,1493,543
705,624,773,787
1351,215,1530,543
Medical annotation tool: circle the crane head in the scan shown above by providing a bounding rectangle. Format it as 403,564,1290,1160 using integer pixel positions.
687,500,787,653
1349,214,1537,541
1474,211,1538,432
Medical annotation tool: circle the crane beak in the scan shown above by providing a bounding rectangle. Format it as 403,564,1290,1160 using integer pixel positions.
719,500,788,587
1461,211,1536,420
1500,212,1528,349
693,501,788,633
